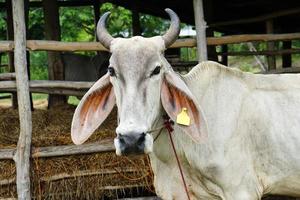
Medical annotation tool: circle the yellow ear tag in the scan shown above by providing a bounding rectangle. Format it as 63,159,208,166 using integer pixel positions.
176,107,190,126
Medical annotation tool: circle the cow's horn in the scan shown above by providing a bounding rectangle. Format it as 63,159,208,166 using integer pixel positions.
97,12,114,50
162,8,180,48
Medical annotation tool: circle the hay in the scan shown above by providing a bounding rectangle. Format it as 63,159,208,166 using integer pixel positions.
0,105,154,199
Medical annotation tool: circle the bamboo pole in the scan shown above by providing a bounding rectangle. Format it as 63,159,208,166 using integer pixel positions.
193,0,208,62
12,0,32,199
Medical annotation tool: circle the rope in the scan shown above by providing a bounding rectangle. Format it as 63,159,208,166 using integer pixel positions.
149,116,191,200
164,118,191,200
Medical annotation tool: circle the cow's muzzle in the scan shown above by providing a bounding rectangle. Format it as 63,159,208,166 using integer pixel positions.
114,132,153,155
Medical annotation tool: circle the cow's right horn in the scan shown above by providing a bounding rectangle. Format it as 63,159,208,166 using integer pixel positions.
97,12,114,50
162,8,180,48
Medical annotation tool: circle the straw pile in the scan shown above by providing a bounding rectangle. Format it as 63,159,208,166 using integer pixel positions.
0,105,154,199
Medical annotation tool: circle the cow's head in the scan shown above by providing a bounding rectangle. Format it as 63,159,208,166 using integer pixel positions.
71,9,207,155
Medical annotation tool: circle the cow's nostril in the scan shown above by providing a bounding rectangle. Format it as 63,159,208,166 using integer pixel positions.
137,133,146,145
118,134,125,144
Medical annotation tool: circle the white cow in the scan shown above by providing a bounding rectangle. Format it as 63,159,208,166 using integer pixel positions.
71,9,300,200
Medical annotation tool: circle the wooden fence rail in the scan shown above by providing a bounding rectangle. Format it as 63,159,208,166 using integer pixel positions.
0,139,115,160
0,80,93,95
1,33,300,52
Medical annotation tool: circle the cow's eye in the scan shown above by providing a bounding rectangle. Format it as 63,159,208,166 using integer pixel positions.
151,66,161,77
108,67,116,76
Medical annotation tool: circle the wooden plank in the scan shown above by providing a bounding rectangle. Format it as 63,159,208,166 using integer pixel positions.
193,0,207,62
12,0,32,199
0,139,115,160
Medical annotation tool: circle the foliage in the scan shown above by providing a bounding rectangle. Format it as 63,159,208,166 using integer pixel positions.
0,9,6,40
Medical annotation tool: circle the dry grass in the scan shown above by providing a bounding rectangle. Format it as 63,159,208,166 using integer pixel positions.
0,104,154,199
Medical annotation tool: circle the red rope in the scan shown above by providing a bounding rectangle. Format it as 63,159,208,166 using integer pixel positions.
164,117,191,200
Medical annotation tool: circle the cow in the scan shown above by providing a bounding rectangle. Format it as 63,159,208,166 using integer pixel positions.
71,9,300,200
62,52,110,82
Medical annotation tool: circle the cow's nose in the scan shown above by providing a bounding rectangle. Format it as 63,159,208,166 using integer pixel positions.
117,132,146,155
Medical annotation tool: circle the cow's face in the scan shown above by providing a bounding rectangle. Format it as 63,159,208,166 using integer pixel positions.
109,37,167,155
71,9,208,156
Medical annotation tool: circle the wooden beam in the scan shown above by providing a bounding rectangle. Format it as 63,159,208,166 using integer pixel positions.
12,0,32,198
206,33,300,46
0,72,16,80
26,40,107,51
193,0,207,62
0,80,93,96
216,49,300,56
0,139,115,160
209,7,300,28
262,67,300,74
1,33,300,52
0,41,14,51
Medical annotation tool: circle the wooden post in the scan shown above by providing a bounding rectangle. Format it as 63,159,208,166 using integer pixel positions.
221,43,228,66
132,8,141,36
12,0,33,199
24,0,34,110
193,0,208,62
266,20,276,70
282,41,292,68
42,0,66,108
93,0,100,41
6,0,18,109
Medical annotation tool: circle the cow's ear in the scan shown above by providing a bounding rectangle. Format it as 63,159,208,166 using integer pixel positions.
71,73,115,145
161,71,208,142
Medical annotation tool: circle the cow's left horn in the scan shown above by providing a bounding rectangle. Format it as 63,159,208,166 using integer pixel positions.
162,8,180,48
97,12,114,50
